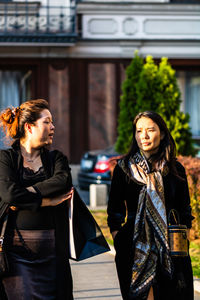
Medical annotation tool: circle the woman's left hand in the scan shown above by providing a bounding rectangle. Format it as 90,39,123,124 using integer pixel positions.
9,186,37,211
63,187,74,199
41,187,74,207
26,186,37,193
10,206,18,211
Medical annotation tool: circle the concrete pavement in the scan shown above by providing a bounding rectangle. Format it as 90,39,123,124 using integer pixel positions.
70,252,122,300
70,248,200,300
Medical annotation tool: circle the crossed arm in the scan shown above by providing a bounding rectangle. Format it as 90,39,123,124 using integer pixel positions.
26,185,74,207
0,150,73,211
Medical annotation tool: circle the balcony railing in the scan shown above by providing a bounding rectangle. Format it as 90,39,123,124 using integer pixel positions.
0,1,77,44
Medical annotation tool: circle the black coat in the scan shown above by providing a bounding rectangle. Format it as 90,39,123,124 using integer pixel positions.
107,161,194,300
0,141,73,299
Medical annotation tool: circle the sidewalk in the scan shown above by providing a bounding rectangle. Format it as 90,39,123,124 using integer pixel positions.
70,251,122,300
70,246,200,300
194,277,200,295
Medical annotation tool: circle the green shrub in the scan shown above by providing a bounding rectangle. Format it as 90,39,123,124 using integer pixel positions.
115,53,196,156
190,241,200,278
115,52,143,154
178,156,200,238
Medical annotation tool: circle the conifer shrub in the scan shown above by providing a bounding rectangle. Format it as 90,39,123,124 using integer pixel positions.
115,53,143,153
115,52,196,156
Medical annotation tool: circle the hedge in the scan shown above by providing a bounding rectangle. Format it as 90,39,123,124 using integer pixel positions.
178,156,200,238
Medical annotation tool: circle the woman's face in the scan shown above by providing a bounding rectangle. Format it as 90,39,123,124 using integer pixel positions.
30,109,55,147
135,116,163,159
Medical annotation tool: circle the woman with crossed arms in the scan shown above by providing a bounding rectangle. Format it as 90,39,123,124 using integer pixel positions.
0,99,73,299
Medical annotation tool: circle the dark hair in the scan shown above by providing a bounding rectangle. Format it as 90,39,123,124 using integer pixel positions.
124,111,177,174
0,99,49,140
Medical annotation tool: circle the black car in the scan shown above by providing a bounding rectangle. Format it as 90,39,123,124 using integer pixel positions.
78,147,120,190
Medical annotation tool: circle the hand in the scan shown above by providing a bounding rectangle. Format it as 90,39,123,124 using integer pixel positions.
26,186,36,193
111,230,119,240
41,187,74,207
10,206,18,211
10,186,37,211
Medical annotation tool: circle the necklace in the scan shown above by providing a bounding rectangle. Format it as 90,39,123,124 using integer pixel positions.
26,159,34,163
23,155,40,163
20,144,40,163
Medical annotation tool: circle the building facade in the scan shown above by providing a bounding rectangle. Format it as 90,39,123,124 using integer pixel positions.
0,0,200,162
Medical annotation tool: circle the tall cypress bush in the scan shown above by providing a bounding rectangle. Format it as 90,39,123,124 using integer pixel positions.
115,52,143,153
115,53,196,156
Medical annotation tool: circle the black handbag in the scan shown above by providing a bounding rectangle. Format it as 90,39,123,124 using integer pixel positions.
0,214,9,277
68,188,110,261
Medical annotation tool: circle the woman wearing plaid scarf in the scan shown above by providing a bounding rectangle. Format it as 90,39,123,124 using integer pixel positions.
107,111,194,300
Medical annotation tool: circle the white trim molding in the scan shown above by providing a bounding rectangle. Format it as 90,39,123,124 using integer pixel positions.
82,15,200,40
76,2,200,59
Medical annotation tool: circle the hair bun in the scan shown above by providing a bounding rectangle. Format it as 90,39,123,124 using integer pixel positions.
11,107,20,121
0,107,20,138
2,108,14,124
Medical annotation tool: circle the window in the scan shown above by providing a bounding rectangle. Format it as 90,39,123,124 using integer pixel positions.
171,0,200,3
0,70,32,148
177,70,200,155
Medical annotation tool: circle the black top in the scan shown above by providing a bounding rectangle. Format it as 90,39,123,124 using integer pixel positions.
0,141,72,211
0,141,74,299
107,160,194,233
8,166,56,230
0,140,72,253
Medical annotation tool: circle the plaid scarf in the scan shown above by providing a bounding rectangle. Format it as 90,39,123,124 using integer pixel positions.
119,152,173,298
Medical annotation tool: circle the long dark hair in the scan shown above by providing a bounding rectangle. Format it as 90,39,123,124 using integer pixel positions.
124,111,177,174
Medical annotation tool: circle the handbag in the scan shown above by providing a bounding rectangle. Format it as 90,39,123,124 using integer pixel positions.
0,214,9,277
68,188,110,261
168,209,188,257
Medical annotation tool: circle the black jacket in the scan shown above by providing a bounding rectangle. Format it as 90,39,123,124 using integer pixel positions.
107,160,194,300
107,160,193,233
0,140,72,242
0,141,72,213
0,141,73,299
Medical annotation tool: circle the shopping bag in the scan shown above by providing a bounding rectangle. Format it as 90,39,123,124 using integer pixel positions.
0,202,8,220
68,188,110,261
